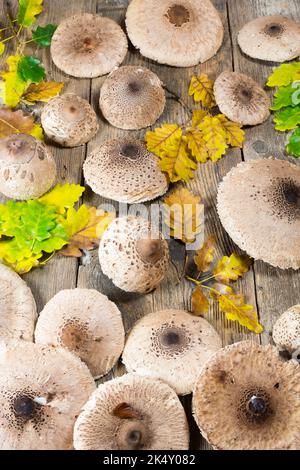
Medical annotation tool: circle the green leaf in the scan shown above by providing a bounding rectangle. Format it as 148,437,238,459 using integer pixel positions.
0,42,5,56
286,128,300,157
38,184,85,213
17,0,43,28
31,24,57,46
271,85,297,111
267,62,300,87
274,106,300,131
18,56,45,83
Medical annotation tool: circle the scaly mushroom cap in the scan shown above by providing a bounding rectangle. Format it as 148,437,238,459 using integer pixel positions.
99,66,165,130
83,139,168,203
0,134,56,200
238,15,300,63
35,288,125,379
99,216,169,294
122,309,222,395
273,305,300,354
50,14,128,78
193,341,300,450
0,264,37,342
125,0,223,67
0,341,95,449
41,94,98,147
217,158,300,269
214,71,270,125
73,374,189,450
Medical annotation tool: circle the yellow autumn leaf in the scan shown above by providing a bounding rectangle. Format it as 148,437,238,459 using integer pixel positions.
163,187,202,243
0,55,28,107
22,81,64,103
191,286,209,315
188,74,216,108
197,115,228,162
145,124,181,157
186,127,209,163
0,42,5,56
160,134,197,182
194,235,216,273
192,109,209,127
217,114,245,148
0,107,43,140
38,184,85,213
17,0,44,28
11,254,43,274
214,253,252,283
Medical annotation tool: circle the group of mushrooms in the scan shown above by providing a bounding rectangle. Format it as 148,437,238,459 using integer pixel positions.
0,0,300,451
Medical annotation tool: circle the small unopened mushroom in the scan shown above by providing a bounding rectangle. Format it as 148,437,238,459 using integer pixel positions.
122,309,222,395
73,374,189,450
214,72,270,125
99,66,165,130
41,94,98,147
0,134,56,200
0,340,95,449
83,139,168,203
51,14,128,78
217,158,300,269
273,305,300,354
126,0,224,67
99,216,169,294
193,341,300,450
0,264,37,342
35,288,125,379
238,16,300,63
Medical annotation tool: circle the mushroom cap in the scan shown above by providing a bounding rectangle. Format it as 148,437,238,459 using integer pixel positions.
99,216,170,294
122,309,222,395
238,15,300,63
50,13,128,78
73,373,189,450
217,158,300,269
0,340,95,449
0,264,37,342
0,134,56,200
214,71,270,125
35,288,125,379
125,0,224,67
41,94,98,147
192,341,300,450
99,66,165,130
273,305,300,353
83,139,168,203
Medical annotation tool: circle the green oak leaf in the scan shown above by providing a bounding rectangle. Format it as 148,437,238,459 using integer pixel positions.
31,24,57,47
271,83,300,111
18,56,45,83
17,0,43,28
274,106,300,131
0,201,26,237
267,62,300,87
286,128,300,157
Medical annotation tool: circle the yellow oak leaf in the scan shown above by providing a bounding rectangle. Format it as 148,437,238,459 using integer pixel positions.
192,109,209,127
39,184,85,214
216,114,245,148
163,187,202,243
188,74,216,108
213,253,252,283
191,286,209,315
0,107,43,139
159,134,197,182
0,55,28,107
194,235,216,273
145,124,181,157
186,127,209,163
198,115,228,162
22,81,64,103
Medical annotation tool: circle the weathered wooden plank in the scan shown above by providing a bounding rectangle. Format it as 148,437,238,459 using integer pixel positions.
228,0,300,344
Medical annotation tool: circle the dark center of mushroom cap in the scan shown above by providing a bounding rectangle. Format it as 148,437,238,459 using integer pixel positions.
117,420,148,450
13,396,35,418
136,238,165,264
247,396,267,415
128,80,142,93
234,85,253,104
61,321,88,352
82,36,96,50
264,23,284,37
238,388,273,425
152,323,191,357
268,177,300,222
1,135,35,164
61,102,84,121
166,4,190,27
120,143,140,159
162,330,180,345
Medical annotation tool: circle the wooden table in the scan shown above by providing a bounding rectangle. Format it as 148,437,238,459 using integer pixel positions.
1,0,299,450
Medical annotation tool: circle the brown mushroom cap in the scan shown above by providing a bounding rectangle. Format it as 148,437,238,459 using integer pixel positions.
50,14,128,78
273,305,300,353
0,264,37,342
214,71,270,125
99,216,169,294
83,139,168,203
0,340,95,449
99,66,165,130
0,134,56,200
122,309,222,395
41,94,98,148
35,288,125,379
73,374,189,450
193,341,300,450
238,16,300,63
217,158,300,269
125,0,223,67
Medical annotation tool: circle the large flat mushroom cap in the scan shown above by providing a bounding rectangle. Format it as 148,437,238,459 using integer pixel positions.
125,0,223,67
83,139,168,203
122,309,222,395
0,134,56,200
192,341,300,450
0,341,95,450
99,216,170,294
41,94,98,147
214,72,270,125
217,158,300,269
99,66,165,130
238,15,300,63
35,288,125,379
0,264,37,342
51,13,128,78
73,374,189,450
273,305,300,353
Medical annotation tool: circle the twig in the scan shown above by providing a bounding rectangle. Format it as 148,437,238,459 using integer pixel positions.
164,85,193,117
